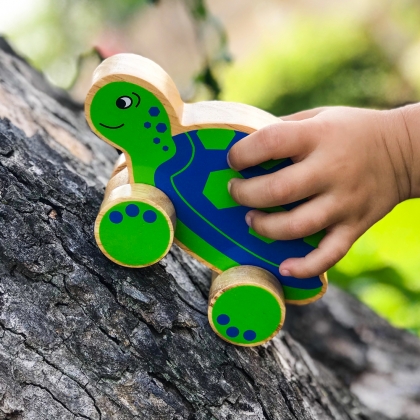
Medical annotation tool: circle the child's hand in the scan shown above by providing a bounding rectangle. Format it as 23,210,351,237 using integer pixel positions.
228,106,419,278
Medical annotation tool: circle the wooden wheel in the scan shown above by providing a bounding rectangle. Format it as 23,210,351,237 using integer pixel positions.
95,183,175,267
208,266,286,346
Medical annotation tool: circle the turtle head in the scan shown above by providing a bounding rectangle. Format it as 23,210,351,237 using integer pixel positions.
87,77,177,185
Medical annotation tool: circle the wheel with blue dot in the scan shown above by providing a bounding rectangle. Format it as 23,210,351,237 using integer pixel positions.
208,266,285,346
94,183,175,267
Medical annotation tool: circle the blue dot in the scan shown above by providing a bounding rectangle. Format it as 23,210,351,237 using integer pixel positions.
143,210,157,223
149,107,160,117
153,137,160,144
144,122,151,128
156,123,167,133
217,314,230,325
109,211,123,224
163,146,169,152
125,204,139,217
243,330,256,341
226,327,239,338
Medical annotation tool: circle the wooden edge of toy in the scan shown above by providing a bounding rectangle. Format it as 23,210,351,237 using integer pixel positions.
94,183,176,268
285,271,329,306
85,54,183,137
103,167,130,203
208,266,286,347
179,101,280,134
172,239,223,275
112,153,128,177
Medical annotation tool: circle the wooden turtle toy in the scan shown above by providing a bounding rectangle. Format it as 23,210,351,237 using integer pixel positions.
85,54,327,347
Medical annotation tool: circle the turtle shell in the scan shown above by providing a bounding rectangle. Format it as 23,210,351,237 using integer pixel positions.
155,128,326,304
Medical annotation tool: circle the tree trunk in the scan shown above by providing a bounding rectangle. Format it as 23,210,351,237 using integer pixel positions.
0,38,418,420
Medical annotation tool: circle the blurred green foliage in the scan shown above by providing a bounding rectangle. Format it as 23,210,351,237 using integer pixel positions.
332,199,420,335
2,0,420,334
222,18,416,113
5,0,229,96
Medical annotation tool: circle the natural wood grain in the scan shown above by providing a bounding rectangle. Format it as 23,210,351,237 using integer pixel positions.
103,166,130,202
290,271,329,306
112,152,128,176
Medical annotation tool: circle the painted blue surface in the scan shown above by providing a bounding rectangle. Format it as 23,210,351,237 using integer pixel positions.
227,327,239,338
110,211,123,224
149,107,160,117
217,314,230,325
155,131,323,291
143,210,157,223
125,203,140,217
244,330,257,341
156,123,168,133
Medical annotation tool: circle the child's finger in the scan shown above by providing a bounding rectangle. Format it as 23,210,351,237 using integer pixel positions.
229,160,322,208
228,121,315,171
280,107,329,121
246,195,337,241
279,226,355,278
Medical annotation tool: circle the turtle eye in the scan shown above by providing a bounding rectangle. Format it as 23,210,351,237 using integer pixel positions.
116,96,133,109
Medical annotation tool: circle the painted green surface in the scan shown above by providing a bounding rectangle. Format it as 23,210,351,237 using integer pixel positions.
197,128,236,150
282,285,322,301
99,201,171,266
90,81,175,185
212,285,282,344
259,158,286,170
203,168,244,210
249,227,276,244
304,230,326,248
176,220,238,271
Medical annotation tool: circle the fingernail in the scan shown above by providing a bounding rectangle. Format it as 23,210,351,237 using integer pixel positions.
228,180,232,193
280,269,291,277
245,212,252,226
227,153,232,169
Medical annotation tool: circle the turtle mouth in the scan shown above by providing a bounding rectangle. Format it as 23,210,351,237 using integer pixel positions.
99,123,125,129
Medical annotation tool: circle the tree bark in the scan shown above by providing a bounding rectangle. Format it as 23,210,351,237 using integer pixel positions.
0,38,418,420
